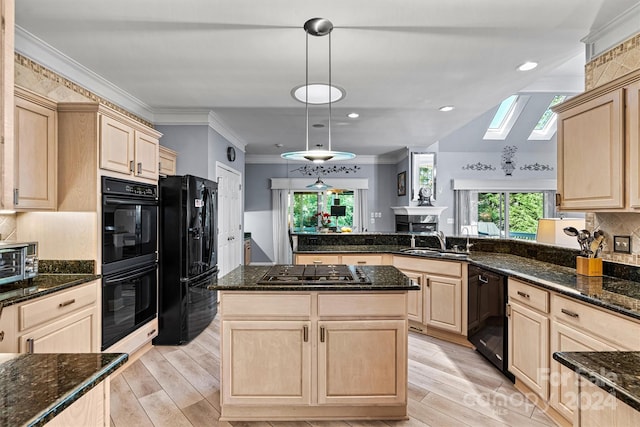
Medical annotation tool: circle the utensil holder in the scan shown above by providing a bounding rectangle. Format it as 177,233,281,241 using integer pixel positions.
576,256,602,276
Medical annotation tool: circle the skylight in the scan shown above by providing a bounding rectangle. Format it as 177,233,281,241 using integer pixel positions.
528,95,567,140
483,95,529,140
488,95,518,130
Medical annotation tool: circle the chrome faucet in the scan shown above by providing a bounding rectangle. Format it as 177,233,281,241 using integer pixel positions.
434,230,446,251
463,227,474,253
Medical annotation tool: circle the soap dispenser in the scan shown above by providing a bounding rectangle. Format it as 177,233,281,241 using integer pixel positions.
410,234,416,248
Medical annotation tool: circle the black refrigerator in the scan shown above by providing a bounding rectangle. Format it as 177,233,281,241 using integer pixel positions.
155,174,218,345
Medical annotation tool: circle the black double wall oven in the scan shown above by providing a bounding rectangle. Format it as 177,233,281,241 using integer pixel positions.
101,176,158,351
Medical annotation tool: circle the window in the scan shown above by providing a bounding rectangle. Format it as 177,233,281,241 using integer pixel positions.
457,190,556,239
483,95,530,140
291,190,354,232
528,95,567,140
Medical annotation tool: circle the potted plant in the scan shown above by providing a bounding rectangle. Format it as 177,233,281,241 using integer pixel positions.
315,212,332,232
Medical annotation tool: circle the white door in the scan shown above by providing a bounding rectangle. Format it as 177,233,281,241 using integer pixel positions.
216,164,243,277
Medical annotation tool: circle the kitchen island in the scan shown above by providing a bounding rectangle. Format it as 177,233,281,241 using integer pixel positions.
210,265,418,421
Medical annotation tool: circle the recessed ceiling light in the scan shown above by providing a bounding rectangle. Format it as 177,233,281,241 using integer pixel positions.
517,61,538,71
291,84,345,104
347,112,359,118
439,105,455,112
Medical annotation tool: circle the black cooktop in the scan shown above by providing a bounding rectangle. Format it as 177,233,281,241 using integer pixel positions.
257,264,371,285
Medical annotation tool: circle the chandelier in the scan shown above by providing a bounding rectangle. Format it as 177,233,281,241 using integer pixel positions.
281,18,356,163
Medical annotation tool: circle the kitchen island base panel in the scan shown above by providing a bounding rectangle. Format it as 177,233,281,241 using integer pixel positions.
219,405,407,421
409,320,473,348
219,288,409,420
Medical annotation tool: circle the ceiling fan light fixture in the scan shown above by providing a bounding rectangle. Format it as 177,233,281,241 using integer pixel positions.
306,177,332,190
281,17,356,164
438,105,455,112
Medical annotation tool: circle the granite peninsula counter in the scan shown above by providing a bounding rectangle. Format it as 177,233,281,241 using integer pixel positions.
0,352,127,426
211,264,417,421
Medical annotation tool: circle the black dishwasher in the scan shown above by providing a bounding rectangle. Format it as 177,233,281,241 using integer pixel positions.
467,265,514,381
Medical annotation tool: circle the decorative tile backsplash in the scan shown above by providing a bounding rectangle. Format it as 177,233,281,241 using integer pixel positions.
585,32,640,90
0,214,17,241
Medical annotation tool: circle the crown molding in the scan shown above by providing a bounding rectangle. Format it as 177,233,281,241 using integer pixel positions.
581,2,640,61
207,111,246,150
15,25,155,122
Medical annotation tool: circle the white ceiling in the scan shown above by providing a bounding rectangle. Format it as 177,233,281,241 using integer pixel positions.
14,0,640,158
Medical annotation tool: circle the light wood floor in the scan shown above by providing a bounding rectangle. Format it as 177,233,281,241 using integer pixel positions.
110,318,556,427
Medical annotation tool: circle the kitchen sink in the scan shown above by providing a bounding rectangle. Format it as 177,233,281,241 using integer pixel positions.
400,248,468,259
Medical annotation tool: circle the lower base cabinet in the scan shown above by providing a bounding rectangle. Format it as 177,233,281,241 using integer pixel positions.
219,291,408,420
221,320,312,405
575,377,640,427
318,320,406,405
45,379,110,427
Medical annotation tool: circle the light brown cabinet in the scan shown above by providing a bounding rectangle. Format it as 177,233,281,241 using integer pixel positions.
0,280,100,354
219,291,408,420
159,145,177,176
13,87,57,210
507,279,550,400
0,0,15,210
555,70,640,211
575,377,640,427
393,255,466,340
99,113,159,180
57,103,162,211
221,319,312,405
295,253,391,265
318,319,406,405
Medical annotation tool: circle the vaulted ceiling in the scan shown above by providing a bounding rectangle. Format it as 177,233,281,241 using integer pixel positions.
14,0,640,158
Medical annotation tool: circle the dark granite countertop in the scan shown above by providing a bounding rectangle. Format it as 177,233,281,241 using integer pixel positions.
0,352,128,426
0,274,101,308
294,246,640,321
553,351,640,412
210,265,418,291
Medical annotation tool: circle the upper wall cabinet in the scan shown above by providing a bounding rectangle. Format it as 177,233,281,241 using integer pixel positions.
99,114,159,181
0,0,15,210
555,69,640,212
13,87,57,210
159,145,177,176
57,103,162,211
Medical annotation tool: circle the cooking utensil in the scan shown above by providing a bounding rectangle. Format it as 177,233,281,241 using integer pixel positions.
577,229,591,257
590,230,605,258
563,227,579,237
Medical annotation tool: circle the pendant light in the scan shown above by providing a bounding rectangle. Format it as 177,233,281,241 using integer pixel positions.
281,18,356,163
306,177,332,190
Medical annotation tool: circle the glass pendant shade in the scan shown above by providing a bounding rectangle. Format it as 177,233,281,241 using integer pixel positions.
306,177,332,190
281,18,356,163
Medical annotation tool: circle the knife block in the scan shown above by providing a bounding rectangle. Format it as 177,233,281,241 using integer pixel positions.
576,256,603,276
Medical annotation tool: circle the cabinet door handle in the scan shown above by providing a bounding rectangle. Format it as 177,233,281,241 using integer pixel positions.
129,160,134,172
555,193,561,207
147,329,157,337
320,326,325,343
517,291,530,299
426,278,430,287
313,260,322,264
58,299,76,308
0,331,4,342
137,162,142,174
27,338,34,354
478,275,488,284
561,308,579,318
357,261,366,264
13,188,19,205
506,304,511,318
303,326,309,342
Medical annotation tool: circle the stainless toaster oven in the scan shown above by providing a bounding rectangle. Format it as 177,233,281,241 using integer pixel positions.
0,242,38,285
